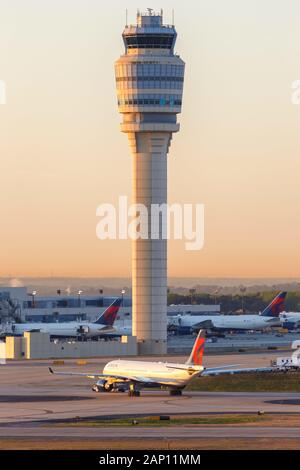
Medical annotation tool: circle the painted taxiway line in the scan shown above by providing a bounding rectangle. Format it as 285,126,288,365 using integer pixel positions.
1,426,300,439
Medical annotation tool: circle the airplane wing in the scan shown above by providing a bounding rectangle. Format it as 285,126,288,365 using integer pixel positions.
191,320,214,329
264,318,280,323
24,329,42,333
201,364,241,372
49,367,152,383
95,325,116,332
201,366,275,376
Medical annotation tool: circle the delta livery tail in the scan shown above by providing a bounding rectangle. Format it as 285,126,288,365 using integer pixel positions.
186,330,205,366
261,292,287,317
93,298,123,326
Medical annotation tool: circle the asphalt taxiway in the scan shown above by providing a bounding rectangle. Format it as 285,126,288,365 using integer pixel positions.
1,351,300,445
0,350,300,424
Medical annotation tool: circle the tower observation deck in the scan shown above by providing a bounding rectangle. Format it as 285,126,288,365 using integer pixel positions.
115,9,185,355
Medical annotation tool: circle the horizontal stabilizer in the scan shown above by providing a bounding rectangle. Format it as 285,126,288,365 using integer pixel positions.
202,366,275,376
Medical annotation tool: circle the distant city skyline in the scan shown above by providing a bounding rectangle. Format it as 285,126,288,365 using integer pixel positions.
0,1,300,277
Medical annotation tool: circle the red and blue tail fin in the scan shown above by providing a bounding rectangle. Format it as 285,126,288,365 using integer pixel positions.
93,298,122,326
261,291,287,317
186,330,206,366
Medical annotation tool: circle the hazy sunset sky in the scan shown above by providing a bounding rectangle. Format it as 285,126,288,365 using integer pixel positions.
0,0,300,277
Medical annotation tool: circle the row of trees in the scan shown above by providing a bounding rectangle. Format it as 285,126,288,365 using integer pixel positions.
167,291,300,314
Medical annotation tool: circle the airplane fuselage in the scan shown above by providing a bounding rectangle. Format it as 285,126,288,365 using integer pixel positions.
170,314,280,332
103,359,203,388
6,321,115,338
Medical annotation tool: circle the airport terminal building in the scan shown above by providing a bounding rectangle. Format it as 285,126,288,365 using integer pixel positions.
0,286,220,326
0,286,220,360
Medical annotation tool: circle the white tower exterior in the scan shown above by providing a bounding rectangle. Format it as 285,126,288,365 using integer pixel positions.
115,10,185,355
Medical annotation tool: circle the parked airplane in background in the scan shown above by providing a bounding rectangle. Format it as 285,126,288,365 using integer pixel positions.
168,292,287,334
280,311,300,330
49,329,276,396
0,298,122,339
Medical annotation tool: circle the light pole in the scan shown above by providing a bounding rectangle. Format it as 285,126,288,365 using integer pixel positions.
31,291,37,309
189,289,196,305
212,289,220,305
78,290,83,308
240,286,247,313
99,289,103,306
121,289,126,308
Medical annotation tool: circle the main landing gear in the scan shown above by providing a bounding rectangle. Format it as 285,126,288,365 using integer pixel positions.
128,390,140,397
169,389,182,396
128,383,140,397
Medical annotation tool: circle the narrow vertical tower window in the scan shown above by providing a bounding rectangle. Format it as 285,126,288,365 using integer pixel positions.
115,9,185,355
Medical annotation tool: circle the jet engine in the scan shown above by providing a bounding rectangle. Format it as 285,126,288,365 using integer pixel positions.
92,380,126,393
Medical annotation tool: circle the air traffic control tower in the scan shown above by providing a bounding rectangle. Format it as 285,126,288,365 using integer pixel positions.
115,9,185,355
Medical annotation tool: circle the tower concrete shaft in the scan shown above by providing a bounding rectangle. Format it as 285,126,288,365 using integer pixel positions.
115,10,185,354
